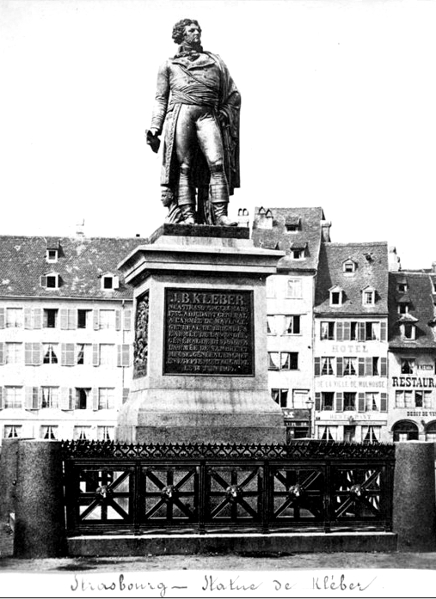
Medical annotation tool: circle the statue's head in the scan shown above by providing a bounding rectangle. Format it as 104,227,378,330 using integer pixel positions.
172,19,202,45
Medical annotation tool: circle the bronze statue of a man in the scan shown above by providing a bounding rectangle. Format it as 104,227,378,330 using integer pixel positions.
147,19,241,226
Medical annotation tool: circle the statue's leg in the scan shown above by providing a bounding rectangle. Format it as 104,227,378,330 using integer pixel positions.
196,115,236,226
175,106,197,224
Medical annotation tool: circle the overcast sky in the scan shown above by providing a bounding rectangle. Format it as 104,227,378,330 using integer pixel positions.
1,0,435,269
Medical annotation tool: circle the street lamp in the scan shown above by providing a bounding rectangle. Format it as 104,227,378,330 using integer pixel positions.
306,398,315,439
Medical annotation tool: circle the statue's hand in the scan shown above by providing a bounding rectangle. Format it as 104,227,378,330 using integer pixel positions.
146,129,161,153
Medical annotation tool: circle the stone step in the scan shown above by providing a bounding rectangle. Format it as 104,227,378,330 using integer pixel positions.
68,531,398,557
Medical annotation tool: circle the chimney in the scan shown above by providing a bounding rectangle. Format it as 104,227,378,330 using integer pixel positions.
388,246,401,272
237,208,250,228
76,219,85,237
321,220,332,242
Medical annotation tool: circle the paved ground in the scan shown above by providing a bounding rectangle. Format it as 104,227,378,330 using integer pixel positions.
0,551,436,572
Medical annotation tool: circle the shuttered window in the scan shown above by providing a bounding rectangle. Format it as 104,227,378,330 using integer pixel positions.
25,343,42,366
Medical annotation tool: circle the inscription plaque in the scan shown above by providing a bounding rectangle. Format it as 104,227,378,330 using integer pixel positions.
164,288,254,375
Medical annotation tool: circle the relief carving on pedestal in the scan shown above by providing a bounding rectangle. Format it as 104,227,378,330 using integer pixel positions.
133,291,149,378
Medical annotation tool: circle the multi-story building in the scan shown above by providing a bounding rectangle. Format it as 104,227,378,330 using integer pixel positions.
387,267,436,441
252,206,330,439
0,234,146,444
313,242,390,442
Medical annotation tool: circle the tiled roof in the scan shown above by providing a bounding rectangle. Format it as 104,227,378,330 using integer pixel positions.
251,207,325,272
388,271,436,349
314,242,389,315
0,235,148,299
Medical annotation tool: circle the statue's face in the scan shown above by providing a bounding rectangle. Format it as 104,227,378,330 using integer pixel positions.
183,22,201,46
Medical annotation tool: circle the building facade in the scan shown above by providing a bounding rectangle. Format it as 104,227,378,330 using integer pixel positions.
313,242,390,442
0,235,146,444
252,206,330,439
387,269,436,441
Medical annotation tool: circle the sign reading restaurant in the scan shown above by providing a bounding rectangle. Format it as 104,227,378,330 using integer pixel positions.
392,376,436,389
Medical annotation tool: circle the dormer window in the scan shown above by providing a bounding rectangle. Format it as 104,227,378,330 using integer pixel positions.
46,249,58,263
329,285,343,306
402,323,416,340
40,273,60,289
285,216,301,233
290,242,307,260
398,313,418,340
101,274,119,291
398,281,408,293
362,286,375,307
343,259,356,274
398,304,409,314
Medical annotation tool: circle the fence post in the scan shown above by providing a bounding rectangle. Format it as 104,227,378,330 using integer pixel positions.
393,441,436,551
14,440,66,558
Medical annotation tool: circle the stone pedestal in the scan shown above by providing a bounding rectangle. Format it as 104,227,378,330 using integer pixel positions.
393,441,436,551
116,224,286,445
14,440,66,558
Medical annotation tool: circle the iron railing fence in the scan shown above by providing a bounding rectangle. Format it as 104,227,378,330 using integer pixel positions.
61,441,395,536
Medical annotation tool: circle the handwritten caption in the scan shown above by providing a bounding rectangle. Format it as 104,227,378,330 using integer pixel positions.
70,572,377,596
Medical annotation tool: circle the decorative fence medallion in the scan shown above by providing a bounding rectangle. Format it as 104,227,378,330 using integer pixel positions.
163,288,254,376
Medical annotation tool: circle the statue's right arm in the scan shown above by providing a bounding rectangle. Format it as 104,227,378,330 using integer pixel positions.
150,61,170,136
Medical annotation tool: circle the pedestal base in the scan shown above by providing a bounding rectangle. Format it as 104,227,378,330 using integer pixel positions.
116,225,286,446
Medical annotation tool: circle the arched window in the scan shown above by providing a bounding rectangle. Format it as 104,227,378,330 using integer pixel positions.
392,420,419,442
425,421,436,442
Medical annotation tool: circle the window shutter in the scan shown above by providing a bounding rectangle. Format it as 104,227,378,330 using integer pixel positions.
40,275,47,288
380,322,387,342
336,392,343,412
365,357,372,376
122,388,130,404
315,392,321,411
343,321,351,341
24,343,32,366
336,357,343,377
60,309,68,330
117,345,122,367
358,322,366,341
25,387,38,410
33,308,42,329
68,309,76,330
115,310,122,331
61,343,74,366
358,358,365,377
113,275,120,289
93,309,99,330
380,393,388,412
36,387,42,409
0,387,3,410
314,357,321,377
35,343,42,366
123,344,130,367
336,322,343,341
0,308,5,329
0,343,4,366
92,388,99,411
92,344,100,366
380,357,387,377
358,393,365,412
24,308,32,329
60,387,72,410
123,309,132,331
